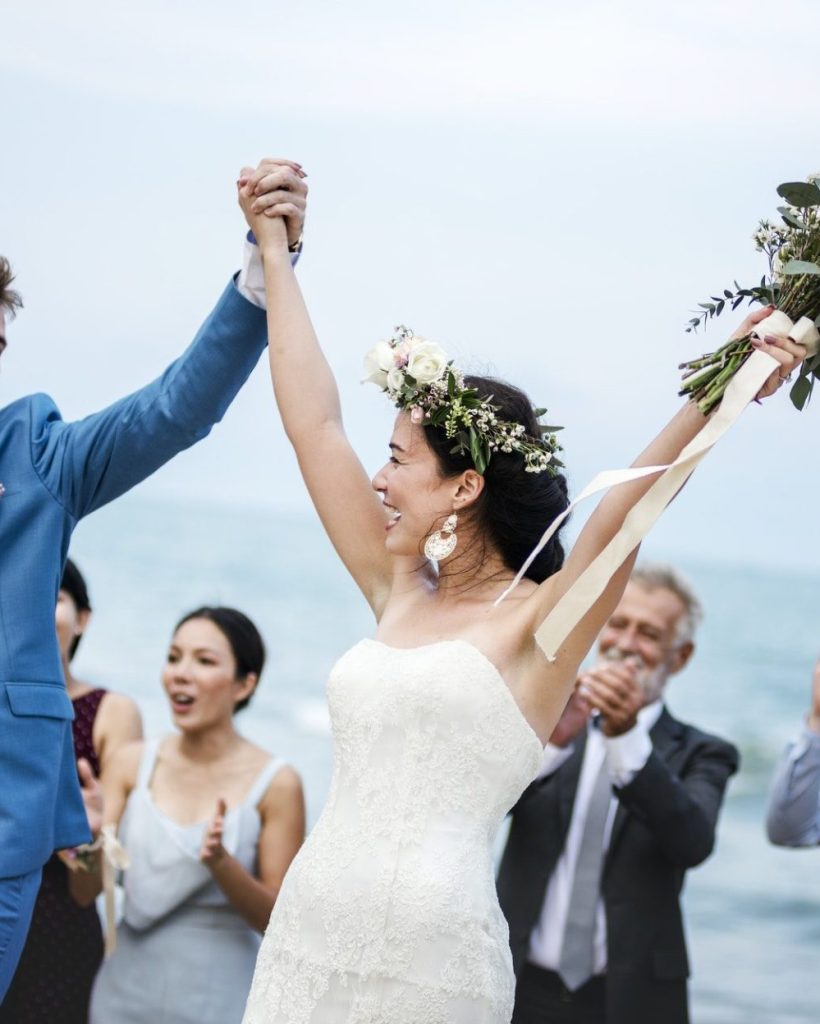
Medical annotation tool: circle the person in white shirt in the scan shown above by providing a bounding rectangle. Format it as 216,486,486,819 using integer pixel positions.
497,563,739,1024
766,655,820,847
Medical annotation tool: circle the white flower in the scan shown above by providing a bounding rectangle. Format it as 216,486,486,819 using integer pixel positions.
407,341,448,385
386,367,405,394
362,341,395,388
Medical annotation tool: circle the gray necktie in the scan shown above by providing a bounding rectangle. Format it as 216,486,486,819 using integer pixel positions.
557,755,612,991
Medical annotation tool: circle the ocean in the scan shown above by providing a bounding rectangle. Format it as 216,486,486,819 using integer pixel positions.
69,493,819,1024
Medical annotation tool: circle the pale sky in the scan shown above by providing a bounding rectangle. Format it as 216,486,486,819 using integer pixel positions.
4,0,820,570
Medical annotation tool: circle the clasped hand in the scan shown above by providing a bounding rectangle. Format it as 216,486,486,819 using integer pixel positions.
236,157,308,251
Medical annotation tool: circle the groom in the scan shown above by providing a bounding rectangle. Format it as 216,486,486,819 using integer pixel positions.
0,159,306,998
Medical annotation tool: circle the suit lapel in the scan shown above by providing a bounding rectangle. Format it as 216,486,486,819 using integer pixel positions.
605,707,684,862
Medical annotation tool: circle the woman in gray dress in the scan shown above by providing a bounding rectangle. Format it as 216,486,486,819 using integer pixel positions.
90,607,305,1024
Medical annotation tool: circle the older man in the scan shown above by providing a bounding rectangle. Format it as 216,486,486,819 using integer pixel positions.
766,655,820,847
0,159,306,998
498,563,739,1024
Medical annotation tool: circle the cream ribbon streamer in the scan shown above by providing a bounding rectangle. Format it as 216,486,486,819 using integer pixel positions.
496,309,807,660
99,824,130,956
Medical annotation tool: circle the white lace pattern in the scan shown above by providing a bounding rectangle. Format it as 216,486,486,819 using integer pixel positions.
242,639,542,1024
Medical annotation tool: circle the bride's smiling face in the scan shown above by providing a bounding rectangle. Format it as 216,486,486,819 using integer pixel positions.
371,412,459,557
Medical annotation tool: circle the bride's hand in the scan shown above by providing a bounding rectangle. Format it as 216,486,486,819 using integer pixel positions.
751,332,806,401
237,158,307,252
728,304,807,401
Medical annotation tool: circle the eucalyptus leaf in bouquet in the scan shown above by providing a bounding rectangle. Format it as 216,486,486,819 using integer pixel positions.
680,175,820,413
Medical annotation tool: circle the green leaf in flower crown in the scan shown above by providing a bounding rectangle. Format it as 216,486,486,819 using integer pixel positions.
781,260,820,275
777,181,820,208
790,374,812,410
468,428,484,473
777,206,807,230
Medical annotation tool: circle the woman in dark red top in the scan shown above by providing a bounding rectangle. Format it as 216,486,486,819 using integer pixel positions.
0,559,142,1023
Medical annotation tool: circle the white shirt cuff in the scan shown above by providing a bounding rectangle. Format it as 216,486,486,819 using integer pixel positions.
605,723,652,787
236,235,267,308
535,742,575,781
236,233,300,309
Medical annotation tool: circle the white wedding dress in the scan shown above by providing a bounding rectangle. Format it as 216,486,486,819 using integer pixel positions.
242,638,542,1024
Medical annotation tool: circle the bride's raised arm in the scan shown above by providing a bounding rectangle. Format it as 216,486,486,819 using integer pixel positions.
238,164,393,612
525,305,805,677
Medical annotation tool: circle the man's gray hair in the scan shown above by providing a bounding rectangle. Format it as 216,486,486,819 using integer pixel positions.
631,562,703,647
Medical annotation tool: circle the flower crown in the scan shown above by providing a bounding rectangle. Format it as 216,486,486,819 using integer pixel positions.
362,326,563,476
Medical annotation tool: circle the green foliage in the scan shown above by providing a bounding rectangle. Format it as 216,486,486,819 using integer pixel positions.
790,374,813,410
781,260,820,276
776,182,820,208
681,173,820,415
686,277,776,333
778,206,807,230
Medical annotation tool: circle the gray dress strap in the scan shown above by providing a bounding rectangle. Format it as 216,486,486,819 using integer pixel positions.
244,756,286,808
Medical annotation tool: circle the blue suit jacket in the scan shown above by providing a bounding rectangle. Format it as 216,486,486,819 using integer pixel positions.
0,279,266,878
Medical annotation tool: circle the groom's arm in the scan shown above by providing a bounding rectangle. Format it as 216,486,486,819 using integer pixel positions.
31,159,307,519
32,278,268,519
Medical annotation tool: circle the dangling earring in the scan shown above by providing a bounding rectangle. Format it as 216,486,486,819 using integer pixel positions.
424,513,458,560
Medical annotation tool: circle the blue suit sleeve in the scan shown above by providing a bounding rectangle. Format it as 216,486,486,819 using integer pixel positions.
31,279,267,519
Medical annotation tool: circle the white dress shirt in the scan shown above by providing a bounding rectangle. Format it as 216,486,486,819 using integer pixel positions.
527,701,663,975
236,235,267,308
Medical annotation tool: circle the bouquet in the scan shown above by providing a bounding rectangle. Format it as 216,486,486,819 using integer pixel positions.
680,176,820,414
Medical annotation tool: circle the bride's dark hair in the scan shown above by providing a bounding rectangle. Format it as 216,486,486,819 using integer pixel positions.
423,376,569,584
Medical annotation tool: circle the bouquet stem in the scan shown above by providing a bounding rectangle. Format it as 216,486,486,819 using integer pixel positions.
678,335,753,415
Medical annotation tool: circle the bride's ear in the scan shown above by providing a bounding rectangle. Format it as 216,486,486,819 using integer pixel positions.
453,469,485,509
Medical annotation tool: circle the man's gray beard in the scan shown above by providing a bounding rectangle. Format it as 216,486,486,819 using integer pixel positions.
601,647,668,704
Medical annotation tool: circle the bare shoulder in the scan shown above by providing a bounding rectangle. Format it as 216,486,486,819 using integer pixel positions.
97,690,142,727
99,689,140,714
259,763,304,814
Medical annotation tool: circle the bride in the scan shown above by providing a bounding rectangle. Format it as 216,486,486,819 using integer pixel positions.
237,160,803,1024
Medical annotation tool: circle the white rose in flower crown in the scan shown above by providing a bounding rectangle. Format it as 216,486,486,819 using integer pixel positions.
362,341,395,388
386,367,405,394
407,341,448,384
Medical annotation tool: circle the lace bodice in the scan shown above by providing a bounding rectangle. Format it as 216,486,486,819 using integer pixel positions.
242,638,542,1024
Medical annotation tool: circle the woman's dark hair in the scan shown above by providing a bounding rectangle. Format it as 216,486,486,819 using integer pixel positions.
423,376,570,583
61,558,92,660
174,606,266,713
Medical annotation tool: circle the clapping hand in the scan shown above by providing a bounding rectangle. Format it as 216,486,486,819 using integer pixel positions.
578,661,644,737
237,158,307,252
200,798,228,868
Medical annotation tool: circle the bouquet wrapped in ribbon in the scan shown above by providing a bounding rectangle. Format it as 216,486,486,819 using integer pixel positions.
680,176,820,414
